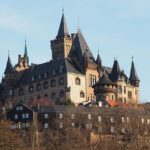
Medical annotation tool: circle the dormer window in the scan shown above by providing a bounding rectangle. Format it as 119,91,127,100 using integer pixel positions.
32,76,35,82
38,74,42,80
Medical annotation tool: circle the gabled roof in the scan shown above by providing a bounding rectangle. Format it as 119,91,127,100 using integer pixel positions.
110,60,121,82
56,13,70,38
69,30,95,67
129,61,139,82
4,55,15,74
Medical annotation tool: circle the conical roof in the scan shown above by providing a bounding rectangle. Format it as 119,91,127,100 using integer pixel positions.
24,39,29,64
96,54,101,63
129,61,139,82
110,60,121,82
4,55,15,74
98,73,115,85
56,13,69,38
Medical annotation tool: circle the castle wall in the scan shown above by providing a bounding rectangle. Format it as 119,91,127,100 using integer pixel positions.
67,72,86,104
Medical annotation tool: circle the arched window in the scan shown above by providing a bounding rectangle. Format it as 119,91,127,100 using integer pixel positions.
19,88,24,96
51,79,56,87
43,81,48,89
80,91,85,98
60,90,65,97
59,77,64,85
36,83,42,91
75,77,80,85
29,85,34,93
51,92,56,99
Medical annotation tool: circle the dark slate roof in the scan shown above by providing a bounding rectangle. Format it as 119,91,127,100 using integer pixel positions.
4,55,15,74
56,13,70,39
102,66,112,74
32,106,55,113
69,30,96,67
14,58,81,87
94,73,116,87
129,61,140,82
109,60,121,82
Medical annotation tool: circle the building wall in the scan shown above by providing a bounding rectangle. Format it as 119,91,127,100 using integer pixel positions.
67,72,86,104
85,68,99,101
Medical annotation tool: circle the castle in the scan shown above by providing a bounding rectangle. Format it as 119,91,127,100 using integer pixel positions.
0,13,140,108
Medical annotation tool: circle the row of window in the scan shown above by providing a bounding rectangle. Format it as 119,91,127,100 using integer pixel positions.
14,113,29,120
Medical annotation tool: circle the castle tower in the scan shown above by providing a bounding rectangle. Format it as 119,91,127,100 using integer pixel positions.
93,73,117,102
4,53,15,79
51,13,72,60
129,59,140,103
96,53,102,76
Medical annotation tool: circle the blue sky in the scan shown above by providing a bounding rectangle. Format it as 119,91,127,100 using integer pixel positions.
0,0,150,102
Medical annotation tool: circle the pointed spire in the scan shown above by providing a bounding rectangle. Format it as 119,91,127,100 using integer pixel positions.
129,59,140,86
56,12,70,39
4,51,14,74
96,51,102,64
110,59,121,82
24,38,29,65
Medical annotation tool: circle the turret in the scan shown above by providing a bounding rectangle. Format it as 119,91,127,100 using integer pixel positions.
96,53,102,75
24,39,29,65
110,59,121,82
129,60,140,87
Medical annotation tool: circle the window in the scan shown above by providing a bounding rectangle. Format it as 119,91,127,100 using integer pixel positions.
29,85,34,93
141,118,144,124
25,123,30,128
59,122,63,129
98,116,102,123
44,123,48,129
60,90,65,97
71,122,75,128
71,114,75,119
22,114,25,119
147,119,150,125
75,77,80,85
88,114,91,120
89,75,96,87
80,91,85,98
98,126,102,133
16,106,23,111
126,117,130,123
8,88,13,96
121,117,125,123
16,107,19,111
121,128,125,133
51,92,56,99
110,116,114,123
59,113,63,119
51,79,56,87
19,88,24,96
43,81,48,89
128,91,132,99
38,74,42,80
59,77,64,85
44,72,49,78
117,85,122,93
14,114,18,120
36,83,41,91
25,113,29,118
124,86,126,94
32,76,35,81
86,123,92,129
44,114,48,119
110,126,115,133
